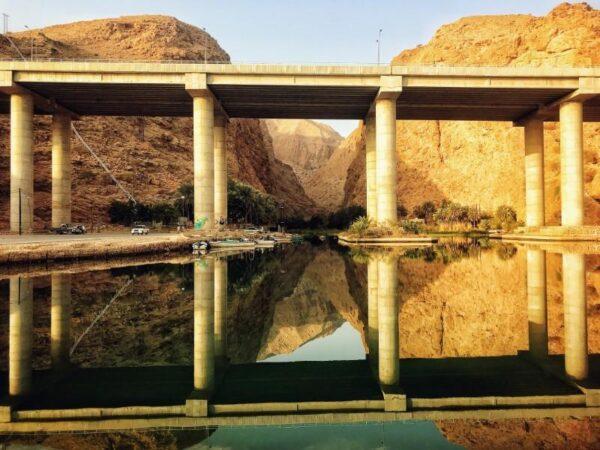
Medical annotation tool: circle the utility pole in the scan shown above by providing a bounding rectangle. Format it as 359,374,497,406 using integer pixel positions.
203,27,208,62
24,25,33,60
2,13,8,34
377,29,383,64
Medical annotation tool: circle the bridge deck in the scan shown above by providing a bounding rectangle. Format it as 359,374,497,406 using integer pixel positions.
0,62,598,120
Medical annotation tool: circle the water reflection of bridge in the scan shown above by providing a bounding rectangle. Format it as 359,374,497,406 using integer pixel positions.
1,246,598,432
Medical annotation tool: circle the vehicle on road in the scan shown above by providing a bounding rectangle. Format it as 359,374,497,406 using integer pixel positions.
50,223,87,235
131,224,150,235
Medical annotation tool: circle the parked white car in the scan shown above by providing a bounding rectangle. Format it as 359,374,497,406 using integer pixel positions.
131,224,150,235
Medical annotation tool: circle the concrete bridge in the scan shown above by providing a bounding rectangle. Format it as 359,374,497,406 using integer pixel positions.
1,62,599,231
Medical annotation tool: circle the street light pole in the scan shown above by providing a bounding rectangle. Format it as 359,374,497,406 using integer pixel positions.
377,29,382,64
24,25,33,60
203,27,208,62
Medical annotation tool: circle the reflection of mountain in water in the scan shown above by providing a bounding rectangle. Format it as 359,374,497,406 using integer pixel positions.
257,248,363,360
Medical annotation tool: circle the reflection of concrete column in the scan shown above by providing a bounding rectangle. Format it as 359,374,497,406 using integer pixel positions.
9,277,33,397
367,257,379,358
378,256,399,386
51,273,71,370
375,98,397,225
527,249,547,358
563,252,587,380
193,95,214,229
524,119,545,227
559,102,584,227
214,116,227,225
10,93,34,233
214,257,227,361
51,114,72,228
194,258,215,392
365,115,377,221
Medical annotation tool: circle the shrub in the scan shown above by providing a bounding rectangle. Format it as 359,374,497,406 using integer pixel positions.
492,205,518,231
401,220,421,234
348,216,371,236
397,204,408,218
413,201,436,223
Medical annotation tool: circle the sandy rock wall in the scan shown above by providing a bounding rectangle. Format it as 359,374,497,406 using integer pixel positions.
342,3,600,224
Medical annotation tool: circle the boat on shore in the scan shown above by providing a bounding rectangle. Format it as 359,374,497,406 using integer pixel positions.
255,237,277,247
211,238,257,249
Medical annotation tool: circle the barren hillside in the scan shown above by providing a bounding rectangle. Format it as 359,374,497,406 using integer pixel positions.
0,15,315,229
341,3,600,224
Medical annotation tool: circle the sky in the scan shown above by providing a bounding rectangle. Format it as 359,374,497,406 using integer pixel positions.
0,0,597,136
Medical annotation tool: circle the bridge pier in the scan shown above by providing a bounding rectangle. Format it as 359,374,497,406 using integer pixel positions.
375,98,398,225
10,93,34,234
367,257,379,360
563,252,588,380
51,114,72,228
524,119,545,227
378,255,399,386
193,95,215,230
51,274,72,370
365,115,377,221
9,277,33,398
560,102,584,227
214,257,227,362
526,249,548,358
188,258,216,417
214,116,227,226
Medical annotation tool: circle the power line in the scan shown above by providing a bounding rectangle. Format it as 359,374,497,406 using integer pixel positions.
71,123,137,204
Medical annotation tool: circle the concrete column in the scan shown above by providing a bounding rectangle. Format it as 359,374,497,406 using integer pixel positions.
559,102,584,227
214,116,227,226
526,249,547,358
524,119,545,227
51,273,71,370
365,115,377,221
51,114,72,228
375,98,398,224
10,94,34,234
378,255,399,386
9,277,33,397
194,258,215,393
563,252,587,380
193,95,215,230
367,257,379,358
214,257,227,361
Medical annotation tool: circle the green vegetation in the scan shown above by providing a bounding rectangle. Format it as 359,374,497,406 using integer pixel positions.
287,205,366,230
343,200,519,235
108,179,279,226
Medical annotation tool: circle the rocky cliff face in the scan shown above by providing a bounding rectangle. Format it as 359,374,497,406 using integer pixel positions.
0,15,314,229
265,120,342,172
342,3,600,224
265,119,343,210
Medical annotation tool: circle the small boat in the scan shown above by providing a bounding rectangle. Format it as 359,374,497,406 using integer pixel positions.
255,237,276,247
211,239,256,249
192,241,210,253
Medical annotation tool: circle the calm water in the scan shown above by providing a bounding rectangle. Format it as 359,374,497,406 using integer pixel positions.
0,239,598,449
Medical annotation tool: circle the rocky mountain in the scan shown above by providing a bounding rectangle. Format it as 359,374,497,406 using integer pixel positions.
339,3,600,224
265,119,342,172
0,15,315,229
265,119,344,210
